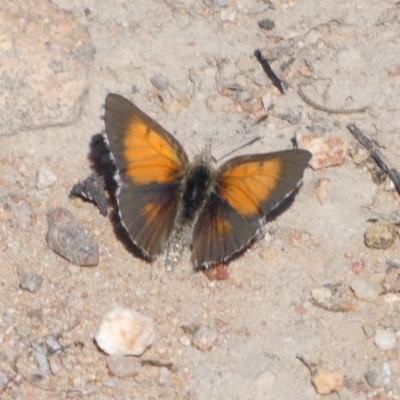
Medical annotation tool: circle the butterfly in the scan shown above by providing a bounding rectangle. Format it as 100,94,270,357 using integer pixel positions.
104,93,311,269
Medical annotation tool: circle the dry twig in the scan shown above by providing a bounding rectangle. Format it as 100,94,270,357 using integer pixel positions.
347,123,400,194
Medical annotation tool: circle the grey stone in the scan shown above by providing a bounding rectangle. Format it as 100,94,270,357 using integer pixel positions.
46,207,99,266
365,363,392,388
106,355,141,378
19,273,43,293
150,74,168,91
258,19,275,30
46,335,63,355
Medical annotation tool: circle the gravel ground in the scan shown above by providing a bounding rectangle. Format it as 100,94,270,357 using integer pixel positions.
1,0,400,399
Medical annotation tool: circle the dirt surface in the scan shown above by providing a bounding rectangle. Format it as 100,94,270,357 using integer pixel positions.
1,0,400,399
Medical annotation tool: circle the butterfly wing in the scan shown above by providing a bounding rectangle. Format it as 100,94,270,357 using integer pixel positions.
104,93,189,257
192,149,311,267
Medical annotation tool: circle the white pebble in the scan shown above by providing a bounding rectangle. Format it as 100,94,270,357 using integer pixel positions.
95,306,156,356
191,325,218,351
220,8,236,22
179,336,191,347
262,93,272,111
37,165,57,190
350,276,382,302
373,329,396,350
311,287,332,304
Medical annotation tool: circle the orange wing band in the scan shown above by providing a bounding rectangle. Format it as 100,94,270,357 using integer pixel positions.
123,120,182,184
219,158,282,216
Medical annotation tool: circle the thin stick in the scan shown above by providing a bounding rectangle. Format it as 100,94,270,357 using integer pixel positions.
254,49,285,94
298,84,367,114
347,123,400,194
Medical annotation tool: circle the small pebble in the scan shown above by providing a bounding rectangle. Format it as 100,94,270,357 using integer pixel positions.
95,306,156,356
261,93,272,110
28,308,43,327
46,335,62,355
257,18,275,30
220,8,236,22
36,166,57,190
191,325,218,351
373,330,396,350
362,323,375,339
106,355,141,378
49,355,62,376
236,90,252,102
150,74,167,91
279,110,302,125
19,272,43,293
351,259,365,274
350,276,382,302
387,64,400,77
296,131,347,170
364,220,397,250
31,342,50,377
0,371,9,394
311,368,346,395
386,259,400,268
179,336,191,347
46,207,99,266
383,268,400,292
382,293,399,303
203,263,229,281
350,146,369,165
211,0,229,7
311,287,332,305
104,377,120,388
365,363,392,388
16,324,31,338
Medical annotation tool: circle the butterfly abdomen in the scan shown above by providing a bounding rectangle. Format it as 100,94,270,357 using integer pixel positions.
165,163,213,270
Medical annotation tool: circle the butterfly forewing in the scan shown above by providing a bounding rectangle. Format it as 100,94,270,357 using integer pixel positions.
104,93,188,257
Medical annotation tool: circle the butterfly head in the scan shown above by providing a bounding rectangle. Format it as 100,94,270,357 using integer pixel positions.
192,144,217,169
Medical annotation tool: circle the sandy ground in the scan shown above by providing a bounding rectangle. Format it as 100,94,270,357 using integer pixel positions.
1,0,400,399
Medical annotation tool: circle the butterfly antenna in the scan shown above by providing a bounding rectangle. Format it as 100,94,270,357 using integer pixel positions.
217,136,262,162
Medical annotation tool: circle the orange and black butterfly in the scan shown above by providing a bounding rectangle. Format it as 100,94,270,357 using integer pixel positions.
104,93,311,268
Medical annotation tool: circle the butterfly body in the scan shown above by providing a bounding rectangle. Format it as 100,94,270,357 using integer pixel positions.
104,93,311,268
180,159,214,224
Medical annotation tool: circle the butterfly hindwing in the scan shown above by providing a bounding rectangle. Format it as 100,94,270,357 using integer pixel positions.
192,190,257,267
192,150,311,267
117,180,182,257
104,93,188,257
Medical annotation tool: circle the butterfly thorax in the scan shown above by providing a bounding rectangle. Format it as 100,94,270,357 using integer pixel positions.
180,160,214,225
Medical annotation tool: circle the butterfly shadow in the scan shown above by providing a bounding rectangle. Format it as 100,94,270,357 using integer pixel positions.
88,133,152,263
